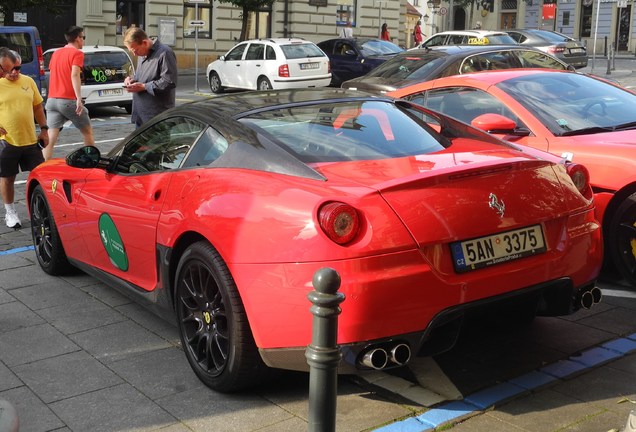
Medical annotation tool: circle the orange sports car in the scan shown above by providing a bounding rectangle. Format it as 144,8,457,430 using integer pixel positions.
390,69,636,286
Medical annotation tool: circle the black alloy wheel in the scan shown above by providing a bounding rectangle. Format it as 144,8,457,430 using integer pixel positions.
29,185,73,275
174,241,267,392
609,192,636,287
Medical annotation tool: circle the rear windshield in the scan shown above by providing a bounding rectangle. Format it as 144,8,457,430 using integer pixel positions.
359,39,404,56
281,43,326,59
0,32,34,63
476,34,517,45
528,30,574,43
239,100,446,163
83,52,133,84
365,53,446,81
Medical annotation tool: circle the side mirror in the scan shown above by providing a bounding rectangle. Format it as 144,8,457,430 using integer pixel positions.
66,145,101,169
219,55,226,61
471,113,517,134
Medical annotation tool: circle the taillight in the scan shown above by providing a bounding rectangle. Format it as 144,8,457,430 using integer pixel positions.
547,45,565,54
279,64,290,77
566,163,592,199
328,60,331,74
318,202,360,245
37,45,44,76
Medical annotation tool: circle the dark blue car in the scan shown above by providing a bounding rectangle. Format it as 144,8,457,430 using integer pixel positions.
317,38,403,87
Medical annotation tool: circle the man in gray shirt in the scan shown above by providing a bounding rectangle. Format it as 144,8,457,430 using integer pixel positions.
123,27,177,127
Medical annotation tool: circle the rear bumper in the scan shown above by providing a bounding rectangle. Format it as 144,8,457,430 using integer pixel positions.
259,277,600,373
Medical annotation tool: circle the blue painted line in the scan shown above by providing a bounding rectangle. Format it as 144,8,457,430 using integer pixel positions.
374,335,636,431
0,245,34,255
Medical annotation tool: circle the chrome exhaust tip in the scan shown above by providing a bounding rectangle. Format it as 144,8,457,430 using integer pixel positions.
580,290,594,309
389,343,411,366
591,286,602,304
359,348,388,370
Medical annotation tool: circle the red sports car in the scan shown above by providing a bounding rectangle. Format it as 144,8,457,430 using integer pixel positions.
389,70,636,287
27,88,602,392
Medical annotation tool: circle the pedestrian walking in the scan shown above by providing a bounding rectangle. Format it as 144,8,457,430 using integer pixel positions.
45,25,95,161
123,26,177,128
0,50,48,229
413,20,423,45
339,21,353,38
380,23,390,41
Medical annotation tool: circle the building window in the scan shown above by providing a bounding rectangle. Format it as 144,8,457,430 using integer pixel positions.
336,2,356,26
580,1,592,37
116,0,146,35
248,5,272,39
184,2,212,39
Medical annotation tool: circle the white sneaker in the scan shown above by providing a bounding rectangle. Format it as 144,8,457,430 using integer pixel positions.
5,210,21,229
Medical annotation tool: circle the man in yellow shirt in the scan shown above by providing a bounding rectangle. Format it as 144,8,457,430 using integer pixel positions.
0,50,49,229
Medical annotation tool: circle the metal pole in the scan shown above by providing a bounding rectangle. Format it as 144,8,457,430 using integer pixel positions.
591,0,601,73
306,267,345,432
194,3,199,92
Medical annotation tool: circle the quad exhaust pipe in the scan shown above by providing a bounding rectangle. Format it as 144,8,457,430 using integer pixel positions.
359,343,411,370
579,286,602,310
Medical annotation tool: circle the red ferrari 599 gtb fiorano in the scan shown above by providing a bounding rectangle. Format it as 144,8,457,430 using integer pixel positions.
28,88,603,392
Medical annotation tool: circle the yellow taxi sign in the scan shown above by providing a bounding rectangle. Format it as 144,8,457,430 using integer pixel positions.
467,36,490,45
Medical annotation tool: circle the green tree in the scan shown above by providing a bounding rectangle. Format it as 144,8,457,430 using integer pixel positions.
216,0,276,41
0,0,62,25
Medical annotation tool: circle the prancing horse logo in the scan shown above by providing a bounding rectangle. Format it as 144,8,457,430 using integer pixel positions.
489,193,505,218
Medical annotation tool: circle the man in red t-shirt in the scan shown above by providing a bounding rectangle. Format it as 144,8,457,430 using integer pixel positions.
45,26,94,160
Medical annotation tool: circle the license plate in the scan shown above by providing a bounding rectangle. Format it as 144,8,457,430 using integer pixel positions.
570,48,585,53
98,89,123,97
300,62,320,70
450,224,546,273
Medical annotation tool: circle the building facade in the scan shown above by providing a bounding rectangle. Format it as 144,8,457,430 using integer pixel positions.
7,0,634,69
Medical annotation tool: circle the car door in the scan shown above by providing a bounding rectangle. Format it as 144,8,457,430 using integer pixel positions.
218,43,248,89
331,40,363,84
242,42,266,89
72,117,205,291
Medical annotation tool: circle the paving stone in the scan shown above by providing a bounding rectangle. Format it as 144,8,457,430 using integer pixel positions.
0,360,22,392
68,320,172,364
108,347,204,400
0,385,65,432
115,302,180,345
0,252,33,271
0,323,79,367
0,266,53,290
0,288,13,305
13,351,123,403
36,296,128,335
577,306,636,336
76,282,133,307
157,388,294,432
0,301,45,334
50,383,177,432
9,279,94,311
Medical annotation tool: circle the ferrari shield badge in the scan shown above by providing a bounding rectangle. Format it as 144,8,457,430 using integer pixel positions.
98,213,129,271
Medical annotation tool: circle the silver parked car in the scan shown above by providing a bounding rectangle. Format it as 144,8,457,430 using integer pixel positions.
503,29,588,69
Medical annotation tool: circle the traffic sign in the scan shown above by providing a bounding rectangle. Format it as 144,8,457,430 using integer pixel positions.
188,20,206,27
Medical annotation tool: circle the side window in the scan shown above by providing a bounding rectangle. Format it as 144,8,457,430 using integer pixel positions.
335,41,354,55
246,43,265,60
182,127,230,168
420,87,523,126
266,46,276,60
478,51,520,70
225,44,246,61
448,35,465,45
515,50,568,70
113,117,205,174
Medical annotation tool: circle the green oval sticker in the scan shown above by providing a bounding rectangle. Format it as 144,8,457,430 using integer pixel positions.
98,213,129,271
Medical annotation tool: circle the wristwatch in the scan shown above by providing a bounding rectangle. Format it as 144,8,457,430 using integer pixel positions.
41,125,49,130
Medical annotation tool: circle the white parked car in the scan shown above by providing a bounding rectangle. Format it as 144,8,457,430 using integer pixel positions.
206,38,331,93
43,45,134,113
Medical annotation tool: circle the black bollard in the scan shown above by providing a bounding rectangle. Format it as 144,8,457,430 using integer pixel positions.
305,267,345,432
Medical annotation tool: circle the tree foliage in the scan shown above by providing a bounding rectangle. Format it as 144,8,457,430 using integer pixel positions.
0,0,62,26
215,0,276,41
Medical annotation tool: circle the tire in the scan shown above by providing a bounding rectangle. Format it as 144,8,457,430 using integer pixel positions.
30,185,74,275
257,77,272,91
174,241,268,392
208,72,224,94
609,192,636,287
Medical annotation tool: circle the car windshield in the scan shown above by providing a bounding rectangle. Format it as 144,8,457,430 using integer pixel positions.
359,39,404,56
498,73,636,135
529,30,574,43
239,100,447,162
364,53,446,81
281,43,326,59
